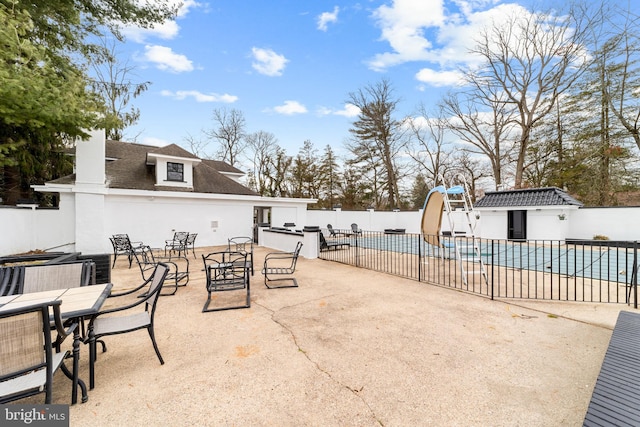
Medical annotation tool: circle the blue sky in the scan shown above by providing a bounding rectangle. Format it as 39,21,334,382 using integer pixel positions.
112,0,548,159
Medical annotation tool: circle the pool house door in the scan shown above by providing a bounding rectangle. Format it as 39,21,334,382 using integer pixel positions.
507,210,527,240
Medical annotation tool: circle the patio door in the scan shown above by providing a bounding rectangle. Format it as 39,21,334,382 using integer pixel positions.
253,207,271,243
508,210,527,240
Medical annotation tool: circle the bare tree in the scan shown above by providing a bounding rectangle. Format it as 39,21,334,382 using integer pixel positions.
602,6,640,151
468,4,593,187
89,37,150,141
440,90,517,190
451,151,492,202
406,104,456,187
205,108,247,168
183,132,209,158
245,130,279,196
347,78,407,209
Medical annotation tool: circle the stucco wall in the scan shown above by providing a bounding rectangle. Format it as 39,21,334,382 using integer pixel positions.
0,192,311,256
3,204,640,257
0,204,75,255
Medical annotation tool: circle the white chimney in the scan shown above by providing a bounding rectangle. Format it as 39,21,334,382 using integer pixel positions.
75,128,106,188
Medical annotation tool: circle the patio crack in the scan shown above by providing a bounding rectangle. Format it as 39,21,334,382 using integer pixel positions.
253,300,384,426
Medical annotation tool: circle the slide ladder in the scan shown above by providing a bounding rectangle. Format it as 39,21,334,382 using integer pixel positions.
437,174,488,287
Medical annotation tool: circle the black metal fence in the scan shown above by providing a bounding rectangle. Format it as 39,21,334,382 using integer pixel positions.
318,228,639,307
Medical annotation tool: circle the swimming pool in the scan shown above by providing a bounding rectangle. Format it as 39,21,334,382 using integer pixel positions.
350,233,637,284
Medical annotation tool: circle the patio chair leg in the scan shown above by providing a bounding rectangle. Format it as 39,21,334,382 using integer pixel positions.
88,336,96,390
148,327,164,365
264,276,298,289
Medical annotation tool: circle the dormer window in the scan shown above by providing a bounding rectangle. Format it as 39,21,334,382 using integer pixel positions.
167,162,184,182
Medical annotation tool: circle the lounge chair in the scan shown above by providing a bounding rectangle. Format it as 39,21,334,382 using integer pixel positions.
351,223,362,235
327,224,350,237
319,232,351,251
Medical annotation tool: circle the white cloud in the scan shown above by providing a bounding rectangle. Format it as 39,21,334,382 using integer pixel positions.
251,47,288,76
272,100,307,115
317,103,360,117
317,6,339,31
120,0,204,43
367,0,445,71
335,104,361,117
367,0,534,74
144,45,193,73
415,68,465,87
122,21,180,43
161,90,238,103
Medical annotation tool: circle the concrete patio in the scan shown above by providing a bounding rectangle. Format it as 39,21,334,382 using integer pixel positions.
49,245,630,426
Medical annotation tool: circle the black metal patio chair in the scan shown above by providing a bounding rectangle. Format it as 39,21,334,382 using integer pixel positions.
184,233,198,259
164,231,189,258
85,263,170,390
134,246,189,296
110,234,145,268
228,236,254,276
202,251,250,312
0,300,78,404
262,241,303,289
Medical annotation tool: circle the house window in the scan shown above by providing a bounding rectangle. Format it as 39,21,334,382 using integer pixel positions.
167,162,184,182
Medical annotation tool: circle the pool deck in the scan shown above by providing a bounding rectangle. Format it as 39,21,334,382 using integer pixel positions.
48,245,635,426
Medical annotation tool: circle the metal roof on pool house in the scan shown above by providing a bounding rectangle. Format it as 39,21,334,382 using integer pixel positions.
474,187,584,208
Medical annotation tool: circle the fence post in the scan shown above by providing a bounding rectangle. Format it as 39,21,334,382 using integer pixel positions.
491,239,495,300
418,233,422,282
355,233,359,268
635,241,638,309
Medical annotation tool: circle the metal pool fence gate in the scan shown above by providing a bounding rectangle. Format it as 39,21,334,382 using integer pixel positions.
317,229,639,307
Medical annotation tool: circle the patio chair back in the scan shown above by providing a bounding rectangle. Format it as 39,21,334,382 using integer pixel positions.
22,261,94,294
0,267,24,297
185,233,198,258
228,236,254,275
0,261,94,296
0,300,72,404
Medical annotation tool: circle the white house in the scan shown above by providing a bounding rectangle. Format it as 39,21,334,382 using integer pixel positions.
22,129,317,256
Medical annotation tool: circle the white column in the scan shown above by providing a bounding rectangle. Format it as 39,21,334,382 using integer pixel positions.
74,129,107,254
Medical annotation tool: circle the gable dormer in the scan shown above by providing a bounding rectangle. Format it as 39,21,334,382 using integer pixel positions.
146,144,201,190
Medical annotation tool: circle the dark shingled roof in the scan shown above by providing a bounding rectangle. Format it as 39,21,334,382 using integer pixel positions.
474,187,583,208
146,143,200,160
49,140,257,196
